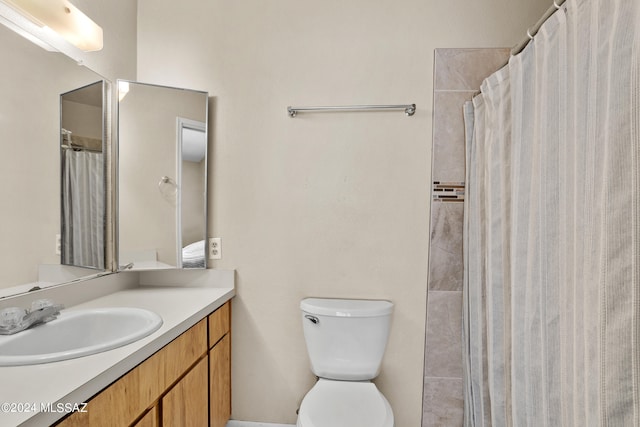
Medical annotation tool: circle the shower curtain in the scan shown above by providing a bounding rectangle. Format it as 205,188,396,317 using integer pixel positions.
463,0,640,425
62,149,104,270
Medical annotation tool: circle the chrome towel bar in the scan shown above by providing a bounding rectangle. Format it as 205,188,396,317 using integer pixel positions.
287,104,416,117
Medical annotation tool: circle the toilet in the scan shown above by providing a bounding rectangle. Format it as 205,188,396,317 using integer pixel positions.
297,298,394,427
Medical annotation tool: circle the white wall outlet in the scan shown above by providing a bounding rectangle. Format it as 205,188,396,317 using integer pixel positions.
209,237,222,260
55,234,61,255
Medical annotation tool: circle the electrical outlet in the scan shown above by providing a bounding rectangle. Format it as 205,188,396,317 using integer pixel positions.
55,234,61,255
209,237,222,260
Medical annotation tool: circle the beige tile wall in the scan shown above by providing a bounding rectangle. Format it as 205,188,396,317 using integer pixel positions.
423,48,510,426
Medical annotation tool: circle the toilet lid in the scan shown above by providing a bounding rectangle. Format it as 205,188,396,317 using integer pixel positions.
298,380,394,427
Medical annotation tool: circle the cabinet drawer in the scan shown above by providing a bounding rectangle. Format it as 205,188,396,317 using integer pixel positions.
208,301,230,348
163,319,208,387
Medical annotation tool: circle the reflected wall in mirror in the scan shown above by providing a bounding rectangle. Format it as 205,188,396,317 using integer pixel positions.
61,81,108,270
118,81,208,270
0,21,110,297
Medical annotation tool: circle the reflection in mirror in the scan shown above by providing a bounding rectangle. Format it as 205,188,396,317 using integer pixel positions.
60,81,107,270
118,81,208,271
0,21,110,297
178,118,207,268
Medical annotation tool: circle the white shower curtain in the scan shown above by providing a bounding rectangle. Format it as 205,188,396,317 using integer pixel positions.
62,149,104,270
463,0,640,425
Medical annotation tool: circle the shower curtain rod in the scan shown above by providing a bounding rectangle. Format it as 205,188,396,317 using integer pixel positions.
510,0,567,57
61,144,102,153
287,104,416,117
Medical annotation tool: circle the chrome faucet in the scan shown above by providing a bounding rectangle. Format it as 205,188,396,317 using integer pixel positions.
0,300,64,335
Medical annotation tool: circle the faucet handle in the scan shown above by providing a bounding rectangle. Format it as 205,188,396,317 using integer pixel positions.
31,299,56,311
29,300,63,324
0,307,27,329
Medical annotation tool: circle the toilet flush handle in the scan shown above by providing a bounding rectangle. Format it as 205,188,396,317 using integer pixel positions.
305,315,320,325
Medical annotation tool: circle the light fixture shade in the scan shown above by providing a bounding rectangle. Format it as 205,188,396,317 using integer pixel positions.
3,0,103,51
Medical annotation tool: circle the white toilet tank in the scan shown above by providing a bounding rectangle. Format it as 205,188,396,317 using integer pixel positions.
300,298,393,381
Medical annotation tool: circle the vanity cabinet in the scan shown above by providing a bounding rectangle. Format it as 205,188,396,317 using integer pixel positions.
56,301,231,427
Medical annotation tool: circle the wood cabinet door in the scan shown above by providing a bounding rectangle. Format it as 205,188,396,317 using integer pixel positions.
210,334,231,427
162,357,208,427
133,406,159,427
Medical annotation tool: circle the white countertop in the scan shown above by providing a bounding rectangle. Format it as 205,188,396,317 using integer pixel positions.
0,283,234,427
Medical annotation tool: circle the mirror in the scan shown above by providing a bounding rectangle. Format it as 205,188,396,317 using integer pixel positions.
60,81,108,270
0,22,110,297
117,81,208,270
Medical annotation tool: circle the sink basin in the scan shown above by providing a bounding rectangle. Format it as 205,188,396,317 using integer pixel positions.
0,307,163,366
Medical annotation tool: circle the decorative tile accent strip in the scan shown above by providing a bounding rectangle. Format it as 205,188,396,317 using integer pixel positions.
433,181,465,202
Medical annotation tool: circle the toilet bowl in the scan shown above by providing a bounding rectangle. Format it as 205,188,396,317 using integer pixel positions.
297,379,394,427
297,298,394,427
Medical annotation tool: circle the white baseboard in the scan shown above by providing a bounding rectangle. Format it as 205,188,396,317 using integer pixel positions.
226,421,295,427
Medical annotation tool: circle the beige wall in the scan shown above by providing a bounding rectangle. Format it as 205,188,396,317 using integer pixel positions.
137,0,550,424
61,100,103,140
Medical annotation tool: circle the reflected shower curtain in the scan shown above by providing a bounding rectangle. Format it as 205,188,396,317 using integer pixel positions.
61,149,104,270
463,0,640,425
